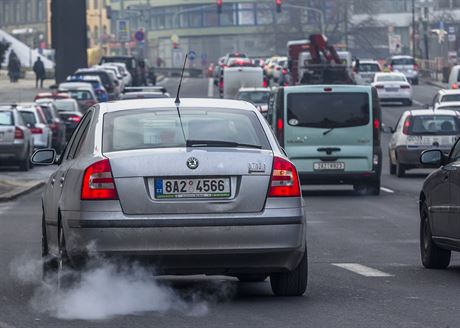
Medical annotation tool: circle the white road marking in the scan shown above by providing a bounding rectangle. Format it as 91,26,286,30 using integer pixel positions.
413,99,424,107
332,263,393,277
208,78,214,97
380,187,395,194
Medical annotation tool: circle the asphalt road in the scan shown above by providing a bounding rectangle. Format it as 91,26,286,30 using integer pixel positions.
1,79,459,327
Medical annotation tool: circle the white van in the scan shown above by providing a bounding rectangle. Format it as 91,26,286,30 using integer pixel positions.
448,65,460,89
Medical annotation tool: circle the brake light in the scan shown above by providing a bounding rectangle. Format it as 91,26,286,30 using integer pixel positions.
277,118,283,130
324,87,332,92
375,85,384,89
68,115,81,122
30,127,43,134
401,85,411,89
268,157,300,197
219,80,224,89
14,127,24,139
452,83,459,89
373,118,380,130
81,158,118,200
282,69,287,75
402,117,411,135
263,79,268,87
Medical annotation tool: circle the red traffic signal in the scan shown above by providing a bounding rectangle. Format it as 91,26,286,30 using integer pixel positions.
276,0,281,13
217,0,222,14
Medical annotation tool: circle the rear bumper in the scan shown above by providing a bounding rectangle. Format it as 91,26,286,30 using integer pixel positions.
299,171,379,185
60,206,306,274
378,94,411,101
0,143,27,161
396,146,450,167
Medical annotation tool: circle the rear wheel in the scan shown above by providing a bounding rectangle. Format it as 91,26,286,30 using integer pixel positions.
396,162,406,177
270,247,308,296
354,181,380,196
19,154,30,171
389,154,396,175
420,202,451,269
237,274,268,282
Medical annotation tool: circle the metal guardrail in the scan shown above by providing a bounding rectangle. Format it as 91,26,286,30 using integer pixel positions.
153,67,203,78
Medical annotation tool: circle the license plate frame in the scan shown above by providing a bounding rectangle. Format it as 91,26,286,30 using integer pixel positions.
154,177,231,199
313,162,345,171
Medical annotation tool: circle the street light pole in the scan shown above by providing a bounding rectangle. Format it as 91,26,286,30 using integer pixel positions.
412,0,416,58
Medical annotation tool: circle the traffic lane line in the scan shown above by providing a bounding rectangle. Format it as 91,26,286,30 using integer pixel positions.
208,77,214,97
413,99,425,107
380,187,395,194
332,263,394,277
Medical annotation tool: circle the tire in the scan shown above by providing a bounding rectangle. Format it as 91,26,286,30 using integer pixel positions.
270,247,308,296
396,162,406,177
389,155,396,175
19,155,30,171
354,181,380,196
420,202,451,269
237,274,268,282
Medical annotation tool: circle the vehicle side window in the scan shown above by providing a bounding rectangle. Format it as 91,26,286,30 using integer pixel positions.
67,111,92,160
449,138,460,162
61,111,92,162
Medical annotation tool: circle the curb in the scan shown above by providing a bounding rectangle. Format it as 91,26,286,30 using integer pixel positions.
0,180,45,202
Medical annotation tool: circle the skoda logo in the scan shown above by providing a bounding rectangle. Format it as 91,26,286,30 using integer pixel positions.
186,157,199,170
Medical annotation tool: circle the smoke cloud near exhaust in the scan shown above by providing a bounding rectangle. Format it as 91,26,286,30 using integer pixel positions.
10,254,236,320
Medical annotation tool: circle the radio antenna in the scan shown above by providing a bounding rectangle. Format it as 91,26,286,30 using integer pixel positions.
175,52,189,142
175,53,188,105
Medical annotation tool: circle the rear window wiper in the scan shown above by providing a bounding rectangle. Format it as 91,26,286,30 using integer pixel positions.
186,139,262,149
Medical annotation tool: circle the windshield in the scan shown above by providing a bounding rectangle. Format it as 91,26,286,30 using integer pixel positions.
70,90,93,101
441,94,460,102
287,93,370,128
19,111,37,125
54,100,79,112
408,115,459,135
376,75,406,82
103,108,270,152
76,72,110,85
359,64,381,72
237,91,270,104
391,58,415,65
0,111,13,125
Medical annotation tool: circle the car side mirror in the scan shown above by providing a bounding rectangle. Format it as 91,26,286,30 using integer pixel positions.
420,149,445,168
382,124,394,134
31,149,57,165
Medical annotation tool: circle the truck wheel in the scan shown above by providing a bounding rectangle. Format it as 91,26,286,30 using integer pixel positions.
270,247,308,296
420,202,451,269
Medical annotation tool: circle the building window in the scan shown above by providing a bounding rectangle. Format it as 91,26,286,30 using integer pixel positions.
37,0,45,21
238,3,255,25
219,3,236,26
26,1,33,22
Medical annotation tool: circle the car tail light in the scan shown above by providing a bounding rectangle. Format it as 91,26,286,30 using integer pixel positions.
373,118,380,130
402,117,411,135
30,127,43,134
263,79,268,87
375,85,384,89
282,69,287,75
401,85,411,89
268,157,300,197
14,127,24,139
68,115,81,123
452,83,459,89
276,118,284,146
81,158,118,200
219,79,224,89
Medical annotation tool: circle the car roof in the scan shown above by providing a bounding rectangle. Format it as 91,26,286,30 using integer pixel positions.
100,98,257,114
282,85,372,92
437,89,460,95
391,55,414,59
437,101,460,107
238,87,271,92
409,109,459,116
359,60,380,64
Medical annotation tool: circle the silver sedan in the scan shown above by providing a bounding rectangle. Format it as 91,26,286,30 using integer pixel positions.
32,98,307,296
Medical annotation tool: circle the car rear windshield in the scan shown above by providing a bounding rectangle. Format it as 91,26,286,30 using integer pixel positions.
40,106,54,123
77,72,111,85
359,64,380,72
441,94,460,102
101,57,135,70
391,58,415,65
54,100,78,112
70,90,93,100
408,115,459,135
238,92,270,104
103,108,270,152
287,92,370,128
19,111,37,125
0,111,13,125
376,75,406,82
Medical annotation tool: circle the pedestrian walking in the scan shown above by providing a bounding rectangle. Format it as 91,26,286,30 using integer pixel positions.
33,57,46,88
7,51,21,83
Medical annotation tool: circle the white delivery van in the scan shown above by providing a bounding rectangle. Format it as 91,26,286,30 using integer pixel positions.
222,66,264,99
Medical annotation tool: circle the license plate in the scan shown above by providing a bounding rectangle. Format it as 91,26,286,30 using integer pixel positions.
385,88,399,92
154,178,231,199
313,162,345,170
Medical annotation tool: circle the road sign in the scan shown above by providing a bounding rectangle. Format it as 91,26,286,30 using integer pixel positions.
117,20,130,42
135,30,145,42
188,50,197,61
172,48,184,68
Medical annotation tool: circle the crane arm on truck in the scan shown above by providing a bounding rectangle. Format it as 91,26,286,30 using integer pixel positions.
309,34,341,65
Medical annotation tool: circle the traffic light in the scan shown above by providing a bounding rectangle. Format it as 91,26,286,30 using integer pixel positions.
276,0,281,13
217,0,222,14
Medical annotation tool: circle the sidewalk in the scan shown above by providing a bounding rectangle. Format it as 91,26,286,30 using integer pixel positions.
0,166,54,201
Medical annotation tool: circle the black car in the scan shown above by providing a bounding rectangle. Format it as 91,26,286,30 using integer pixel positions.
53,98,83,141
419,144,460,269
36,100,67,154
100,56,142,86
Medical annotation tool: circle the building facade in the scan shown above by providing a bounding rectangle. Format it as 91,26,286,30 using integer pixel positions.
109,0,323,67
0,0,49,50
